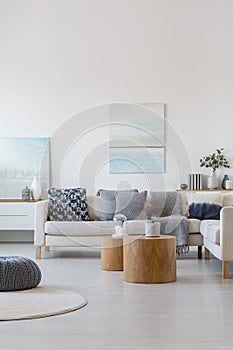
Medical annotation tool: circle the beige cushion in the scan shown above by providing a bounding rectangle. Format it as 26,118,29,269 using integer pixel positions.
45,220,120,236
179,192,189,216
188,218,201,233
200,220,220,237
86,196,103,220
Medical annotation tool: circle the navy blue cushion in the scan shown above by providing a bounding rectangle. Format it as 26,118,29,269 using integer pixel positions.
188,202,222,220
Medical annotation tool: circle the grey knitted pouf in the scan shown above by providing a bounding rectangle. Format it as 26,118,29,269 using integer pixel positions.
0,256,42,292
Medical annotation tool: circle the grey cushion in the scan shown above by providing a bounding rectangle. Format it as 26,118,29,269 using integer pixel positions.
96,189,138,220
114,191,147,220
0,256,42,291
48,188,90,221
147,191,183,218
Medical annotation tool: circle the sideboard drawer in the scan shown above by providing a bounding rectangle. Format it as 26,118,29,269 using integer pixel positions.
0,201,36,230
0,216,28,230
0,203,28,215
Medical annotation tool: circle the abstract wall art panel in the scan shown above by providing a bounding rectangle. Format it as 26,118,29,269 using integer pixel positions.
0,137,49,199
109,103,165,174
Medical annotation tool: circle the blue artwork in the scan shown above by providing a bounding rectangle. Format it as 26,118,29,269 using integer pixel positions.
109,103,165,173
0,137,49,198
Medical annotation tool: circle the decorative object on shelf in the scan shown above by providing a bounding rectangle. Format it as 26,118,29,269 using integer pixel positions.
222,175,229,190
225,179,233,190
200,148,230,190
21,186,31,201
180,183,188,190
207,171,218,190
30,175,42,200
188,174,203,190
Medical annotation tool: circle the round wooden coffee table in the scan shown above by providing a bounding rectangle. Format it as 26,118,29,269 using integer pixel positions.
123,235,176,283
101,236,123,271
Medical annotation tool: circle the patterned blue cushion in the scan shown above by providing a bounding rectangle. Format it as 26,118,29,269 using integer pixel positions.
48,188,90,221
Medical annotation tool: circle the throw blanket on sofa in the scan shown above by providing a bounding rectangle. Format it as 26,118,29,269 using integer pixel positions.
149,191,189,254
152,215,189,255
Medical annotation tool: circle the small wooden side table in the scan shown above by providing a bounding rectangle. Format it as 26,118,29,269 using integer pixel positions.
123,235,176,283
101,236,123,271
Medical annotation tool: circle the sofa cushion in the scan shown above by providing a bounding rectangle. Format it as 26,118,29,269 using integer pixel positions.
147,191,183,218
200,220,220,237
45,220,120,236
86,196,102,220
188,218,201,233
114,191,147,220
48,188,90,221
189,202,222,220
96,189,138,220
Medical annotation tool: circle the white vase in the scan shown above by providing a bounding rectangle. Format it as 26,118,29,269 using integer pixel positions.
30,175,41,200
207,171,218,190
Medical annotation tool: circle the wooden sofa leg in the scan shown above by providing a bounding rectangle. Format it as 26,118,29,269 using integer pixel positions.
205,248,210,259
45,246,49,252
198,246,202,259
36,247,41,259
222,262,229,278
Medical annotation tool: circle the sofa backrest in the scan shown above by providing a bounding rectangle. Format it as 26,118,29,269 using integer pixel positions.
86,191,233,221
223,193,233,206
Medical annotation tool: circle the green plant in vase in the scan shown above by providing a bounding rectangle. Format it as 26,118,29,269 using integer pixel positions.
200,148,230,189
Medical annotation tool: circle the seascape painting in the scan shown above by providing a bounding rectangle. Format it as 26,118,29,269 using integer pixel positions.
0,137,49,199
109,103,165,173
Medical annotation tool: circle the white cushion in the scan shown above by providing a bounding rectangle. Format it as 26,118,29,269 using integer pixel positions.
188,192,223,206
45,220,120,236
188,218,201,233
200,220,220,237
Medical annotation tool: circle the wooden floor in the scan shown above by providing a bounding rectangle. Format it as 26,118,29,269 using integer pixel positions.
1,243,233,350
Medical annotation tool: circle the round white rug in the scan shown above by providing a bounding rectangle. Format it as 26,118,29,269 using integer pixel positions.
0,286,87,321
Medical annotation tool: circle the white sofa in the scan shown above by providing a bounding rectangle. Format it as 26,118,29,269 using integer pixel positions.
200,205,233,278
34,191,204,259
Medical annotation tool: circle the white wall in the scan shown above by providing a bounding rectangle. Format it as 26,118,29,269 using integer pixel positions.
1,0,233,194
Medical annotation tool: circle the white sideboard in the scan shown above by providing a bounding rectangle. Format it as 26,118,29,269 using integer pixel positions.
0,200,38,230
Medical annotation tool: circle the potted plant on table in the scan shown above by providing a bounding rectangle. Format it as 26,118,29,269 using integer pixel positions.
200,148,230,189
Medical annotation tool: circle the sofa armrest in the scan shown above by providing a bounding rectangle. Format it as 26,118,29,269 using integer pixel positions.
34,199,49,247
220,206,233,260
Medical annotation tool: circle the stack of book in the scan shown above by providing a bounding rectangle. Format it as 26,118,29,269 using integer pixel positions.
189,174,203,190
